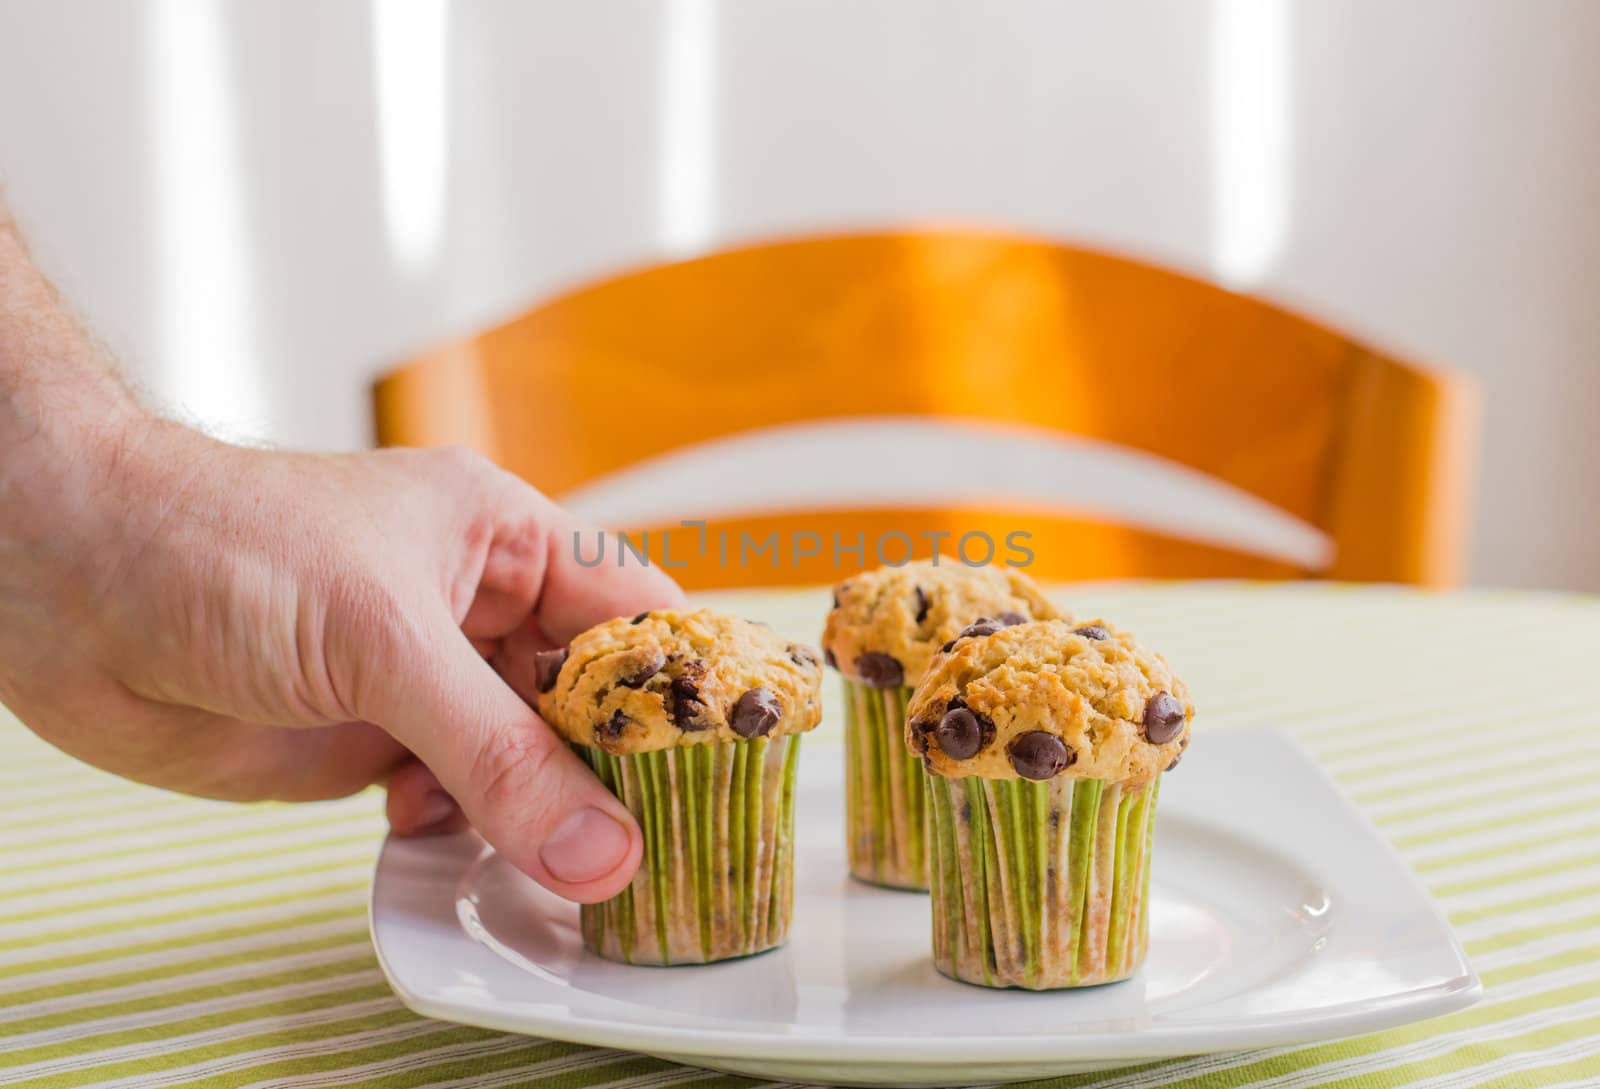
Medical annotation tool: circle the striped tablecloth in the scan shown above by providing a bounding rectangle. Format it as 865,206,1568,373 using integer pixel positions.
2,582,1597,1089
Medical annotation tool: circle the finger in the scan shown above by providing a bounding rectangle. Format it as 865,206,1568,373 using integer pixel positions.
458,506,548,638
529,500,688,642
486,507,688,708
457,479,686,646
368,609,643,903
491,623,557,707
385,757,468,836
463,472,686,642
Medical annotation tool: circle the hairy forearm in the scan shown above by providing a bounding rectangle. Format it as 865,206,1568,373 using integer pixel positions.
0,209,139,422
0,208,144,462
0,208,170,688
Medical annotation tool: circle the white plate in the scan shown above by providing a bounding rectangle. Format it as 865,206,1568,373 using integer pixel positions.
370,729,1479,1086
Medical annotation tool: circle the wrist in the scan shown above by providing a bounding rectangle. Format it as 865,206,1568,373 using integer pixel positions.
0,375,144,530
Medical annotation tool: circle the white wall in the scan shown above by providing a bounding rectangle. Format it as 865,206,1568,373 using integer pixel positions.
1,0,1597,588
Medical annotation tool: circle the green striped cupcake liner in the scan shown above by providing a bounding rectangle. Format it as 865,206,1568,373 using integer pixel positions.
927,772,1160,989
842,678,929,890
578,736,801,966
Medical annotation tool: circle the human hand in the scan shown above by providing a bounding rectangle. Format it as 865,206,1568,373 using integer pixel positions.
0,413,683,903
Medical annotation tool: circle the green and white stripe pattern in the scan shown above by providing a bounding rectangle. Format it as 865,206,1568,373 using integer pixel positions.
842,680,929,890
928,774,1158,989
579,736,800,965
3,582,1599,1087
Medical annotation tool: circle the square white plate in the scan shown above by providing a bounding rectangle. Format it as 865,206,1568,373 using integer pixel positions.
370,729,1479,1086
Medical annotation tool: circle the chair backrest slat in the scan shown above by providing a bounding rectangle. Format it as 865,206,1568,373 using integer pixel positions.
375,231,1476,588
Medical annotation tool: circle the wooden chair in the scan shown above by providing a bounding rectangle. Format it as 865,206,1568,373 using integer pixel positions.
373,231,1476,590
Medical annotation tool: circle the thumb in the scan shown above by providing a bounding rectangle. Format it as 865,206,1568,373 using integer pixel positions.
367,609,643,903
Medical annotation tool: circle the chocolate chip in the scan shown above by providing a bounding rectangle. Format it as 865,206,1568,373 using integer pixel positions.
909,718,938,754
619,648,665,688
671,662,710,731
855,651,904,688
1165,735,1190,772
731,687,782,738
1007,731,1074,780
914,587,930,624
998,611,1026,626
936,707,982,759
940,639,957,653
597,710,630,745
1073,624,1110,640
1143,692,1186,744
956,618,1004,641
788,644,819,667
630,612,650,624
935,699,995,760
824,647,838,669
831,587,843,609
532,647,569,693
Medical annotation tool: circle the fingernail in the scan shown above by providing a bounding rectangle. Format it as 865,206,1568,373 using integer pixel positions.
540,807,631,884
416,790,456,829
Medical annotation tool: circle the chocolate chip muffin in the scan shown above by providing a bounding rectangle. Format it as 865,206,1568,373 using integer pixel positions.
535,609,824,966
906,618,1193,990
908,618,1190,784
822,563,1062,691
536,610,823,754
820,563,1062,890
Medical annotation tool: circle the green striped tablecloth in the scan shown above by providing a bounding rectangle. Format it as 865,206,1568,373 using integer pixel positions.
2,582,1598,1089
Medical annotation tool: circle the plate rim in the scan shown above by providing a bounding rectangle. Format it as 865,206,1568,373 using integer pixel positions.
369,728,1482,1065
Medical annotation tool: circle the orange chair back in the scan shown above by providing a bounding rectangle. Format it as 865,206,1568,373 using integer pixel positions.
374,231,1476,590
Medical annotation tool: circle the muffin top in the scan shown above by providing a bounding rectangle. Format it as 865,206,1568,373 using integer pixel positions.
821,562,1062,689
905,618,1192,785
534,609,824,754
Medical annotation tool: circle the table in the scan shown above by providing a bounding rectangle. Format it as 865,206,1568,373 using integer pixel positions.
2,582,1597,1089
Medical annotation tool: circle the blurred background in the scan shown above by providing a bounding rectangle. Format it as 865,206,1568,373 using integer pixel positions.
1,0,1597,589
